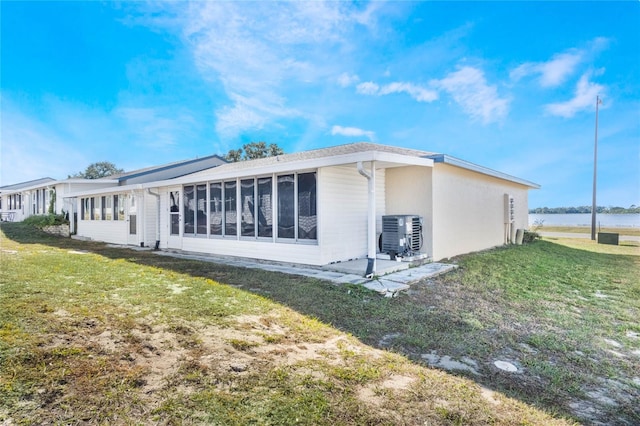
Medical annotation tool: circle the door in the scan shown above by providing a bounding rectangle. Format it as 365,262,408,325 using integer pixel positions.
167,189,182,249
127,194,139,246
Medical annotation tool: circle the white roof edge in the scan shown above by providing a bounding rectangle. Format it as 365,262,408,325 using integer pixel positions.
63,183,145,198
141,150,434,188
0,179,119,196
428,154,540,189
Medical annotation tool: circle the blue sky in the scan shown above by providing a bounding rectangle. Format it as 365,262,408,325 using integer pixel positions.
1,1,638,208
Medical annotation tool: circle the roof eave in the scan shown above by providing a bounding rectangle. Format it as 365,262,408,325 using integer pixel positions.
428,154,541,189
142,150,435,188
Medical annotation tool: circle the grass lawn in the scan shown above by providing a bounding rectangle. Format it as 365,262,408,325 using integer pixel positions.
1,223,638,425
536,226,640,237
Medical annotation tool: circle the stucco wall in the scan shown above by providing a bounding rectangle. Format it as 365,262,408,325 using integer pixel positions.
384,166,433,257
431,163,530,261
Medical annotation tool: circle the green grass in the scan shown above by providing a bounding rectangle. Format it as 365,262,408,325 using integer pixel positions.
539,225,640,237
2,223,638,424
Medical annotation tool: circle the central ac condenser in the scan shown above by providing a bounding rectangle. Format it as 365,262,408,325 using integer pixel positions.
381,215,423,256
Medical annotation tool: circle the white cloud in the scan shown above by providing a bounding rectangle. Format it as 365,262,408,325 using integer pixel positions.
0,102,88,184
510,38,610,87
356,81,438,102
115,106,196,148
511,51,582,87
146,1,382,139
337,72,360,88
545,73,605,118
434,66,509,123
379,82,438,102
356,81,380,95
331,125,375,141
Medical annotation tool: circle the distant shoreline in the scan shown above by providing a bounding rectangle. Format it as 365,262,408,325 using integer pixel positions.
529,213,640,229
528,212,639,214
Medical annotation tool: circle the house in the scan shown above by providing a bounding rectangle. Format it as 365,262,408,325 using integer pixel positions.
0,155,226,229
0,177,119,222
66,143,538,271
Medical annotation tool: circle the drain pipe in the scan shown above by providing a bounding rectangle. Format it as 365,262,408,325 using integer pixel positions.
147,188,161,250
357,161,376,278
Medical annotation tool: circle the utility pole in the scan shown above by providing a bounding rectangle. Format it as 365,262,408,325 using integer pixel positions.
591,96,602,241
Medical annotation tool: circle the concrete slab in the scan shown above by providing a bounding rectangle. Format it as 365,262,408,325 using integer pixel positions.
383,263,457,284
152,250,455,296
323,258,409,276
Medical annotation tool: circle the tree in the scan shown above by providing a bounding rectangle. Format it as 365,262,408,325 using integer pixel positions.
70,161,124,179
225,142,284,162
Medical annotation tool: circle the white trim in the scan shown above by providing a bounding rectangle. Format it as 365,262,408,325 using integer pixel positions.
143,151,434,189
428,154,540,189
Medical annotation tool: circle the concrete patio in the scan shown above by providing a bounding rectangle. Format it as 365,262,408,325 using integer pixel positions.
151,249,456,297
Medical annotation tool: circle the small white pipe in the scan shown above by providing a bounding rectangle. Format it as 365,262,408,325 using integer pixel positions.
357,161,377,277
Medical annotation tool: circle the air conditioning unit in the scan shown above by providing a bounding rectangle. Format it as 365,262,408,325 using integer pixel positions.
381,215,423,257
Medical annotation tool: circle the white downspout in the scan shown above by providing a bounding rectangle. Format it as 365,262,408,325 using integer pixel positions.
147,188,161,250
357,161,376,278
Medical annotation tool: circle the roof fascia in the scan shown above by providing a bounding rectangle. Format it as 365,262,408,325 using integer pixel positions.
142,151,434,188
428,154,541,189
1,179,119,196
63,183,145,198
116,155,226,182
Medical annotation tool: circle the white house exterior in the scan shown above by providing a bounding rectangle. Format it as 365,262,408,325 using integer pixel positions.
66,143,539,270
0,178,118,222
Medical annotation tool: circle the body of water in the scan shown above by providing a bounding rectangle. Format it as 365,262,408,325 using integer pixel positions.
528,213,640,228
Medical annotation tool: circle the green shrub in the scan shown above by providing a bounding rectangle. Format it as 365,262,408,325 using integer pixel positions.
22,214,68,228
523,230,540,243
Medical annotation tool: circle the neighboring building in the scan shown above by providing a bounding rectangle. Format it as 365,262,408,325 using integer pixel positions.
1,178,57,222
0,155,226,230
66,143,539,269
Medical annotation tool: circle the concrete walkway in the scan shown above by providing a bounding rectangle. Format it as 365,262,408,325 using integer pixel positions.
153,250,456,297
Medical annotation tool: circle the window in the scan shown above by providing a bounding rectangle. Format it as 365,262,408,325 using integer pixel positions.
94,197,101,220
277,172,317,241
113,195,119,221
183,185,195,235
82,198,90,220
117,195,125,220
169,191,180,235
224,180,237,236
90,197,95,220
172,172,314,243
101,196,107,220
277,175,295,239
257,177,273,238
209,183,222,236
196,184,207,235
298,172,317,240
241,179,255,237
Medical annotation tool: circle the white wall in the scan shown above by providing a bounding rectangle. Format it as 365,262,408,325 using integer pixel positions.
76,220,129,244
318,164,386,264
385,166,433,256
431,163,530,261
152,165,387,266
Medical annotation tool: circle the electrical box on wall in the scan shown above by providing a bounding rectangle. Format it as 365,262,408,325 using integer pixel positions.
504,194,515,224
